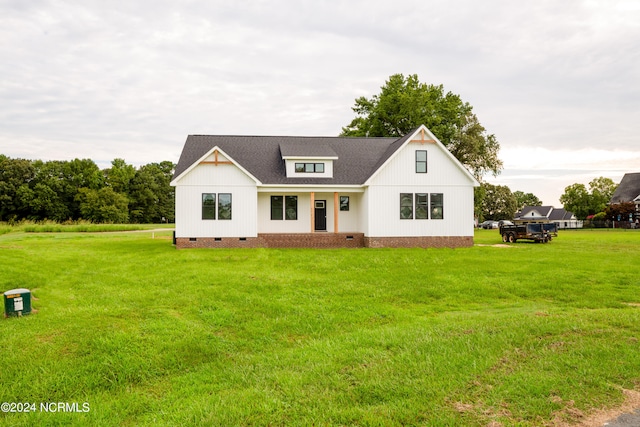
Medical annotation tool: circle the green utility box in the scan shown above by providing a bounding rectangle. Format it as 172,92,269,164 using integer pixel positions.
4,288,32,317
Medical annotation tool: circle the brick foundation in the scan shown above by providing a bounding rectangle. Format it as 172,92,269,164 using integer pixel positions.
175,233,364,249
259,233,365,248
175,237,264,249
176,234,473,249
364,236,474,248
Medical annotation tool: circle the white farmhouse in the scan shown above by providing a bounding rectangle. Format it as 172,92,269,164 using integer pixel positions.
170,125,479,248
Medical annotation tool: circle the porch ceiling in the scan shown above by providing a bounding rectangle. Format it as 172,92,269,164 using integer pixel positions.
256,185,365,193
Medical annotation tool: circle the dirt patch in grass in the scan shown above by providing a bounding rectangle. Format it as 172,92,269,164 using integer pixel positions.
451,390,640,426
556,389,640,427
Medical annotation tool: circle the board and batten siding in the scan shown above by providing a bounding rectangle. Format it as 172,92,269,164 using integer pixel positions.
337,192,363,233
257,191,364,234
174,159,258,238
365,185,474,237
257,193,311,233
364,142,476,237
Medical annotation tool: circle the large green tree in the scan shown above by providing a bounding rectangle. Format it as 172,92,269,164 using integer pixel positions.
481,183,517,221
588,177,617,214
560,183,591,219
341,73,502,179
560,177,618,219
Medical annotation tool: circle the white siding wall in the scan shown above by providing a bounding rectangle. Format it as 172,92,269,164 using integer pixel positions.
366,185,474,236
257,191,364,233
365,143,476,237
337,192,363,233
175,162,258,238
258,193,311,233
372,142,473,186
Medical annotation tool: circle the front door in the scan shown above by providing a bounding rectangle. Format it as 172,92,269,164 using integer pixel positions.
314,200,327,231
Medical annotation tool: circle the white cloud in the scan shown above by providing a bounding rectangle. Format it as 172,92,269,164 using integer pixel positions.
501,146,640,172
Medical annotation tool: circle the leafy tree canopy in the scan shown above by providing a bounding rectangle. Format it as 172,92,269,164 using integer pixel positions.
588,177,617,214
341,73,502,179
480,183,517,221
560,183,590,219
560,177,618,219
513,191,542,211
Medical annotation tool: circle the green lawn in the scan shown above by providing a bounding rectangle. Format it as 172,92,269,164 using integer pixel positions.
1,228,639,426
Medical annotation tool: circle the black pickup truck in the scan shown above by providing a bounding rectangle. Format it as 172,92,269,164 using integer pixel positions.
499,222,551,243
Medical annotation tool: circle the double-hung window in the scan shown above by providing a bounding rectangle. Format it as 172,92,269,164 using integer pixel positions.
415,193,428,219
285,195,298,220
416,151,427,173
202,194,216,220
218,193,232,220
202,193,232,220
430,193,443,219
271,195,298,220
400,193,413,219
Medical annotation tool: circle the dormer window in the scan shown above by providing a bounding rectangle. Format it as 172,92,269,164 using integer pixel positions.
295,162,325,173
280,141,337,178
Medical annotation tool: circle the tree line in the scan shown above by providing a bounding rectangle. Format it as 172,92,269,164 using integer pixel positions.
0,155,174,224
477,177,621,222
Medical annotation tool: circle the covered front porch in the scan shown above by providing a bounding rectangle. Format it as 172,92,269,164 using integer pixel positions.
256,188,365,235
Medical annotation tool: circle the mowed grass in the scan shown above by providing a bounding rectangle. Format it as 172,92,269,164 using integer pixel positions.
1,229,639,426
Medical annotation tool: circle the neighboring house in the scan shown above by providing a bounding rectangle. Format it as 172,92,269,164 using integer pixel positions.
170,125,480,249
514,206,581,229
610,172,640,210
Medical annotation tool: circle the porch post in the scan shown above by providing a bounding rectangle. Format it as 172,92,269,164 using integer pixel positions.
310,192,315,233
334,192,339,233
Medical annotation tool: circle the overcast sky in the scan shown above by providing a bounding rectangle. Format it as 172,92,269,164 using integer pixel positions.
1,0,639,207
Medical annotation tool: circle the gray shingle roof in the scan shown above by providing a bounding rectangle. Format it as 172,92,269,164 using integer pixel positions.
172,134,405,185
515,206,553,218
279,141,338,158
548,208,574,220
610,172,640,203
515,206,575,220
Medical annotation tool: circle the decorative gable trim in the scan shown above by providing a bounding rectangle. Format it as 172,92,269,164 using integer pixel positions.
170,146,262,186
409,128,436,144
199,149,233,166
363,125,480,187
